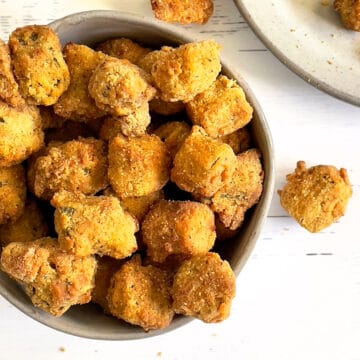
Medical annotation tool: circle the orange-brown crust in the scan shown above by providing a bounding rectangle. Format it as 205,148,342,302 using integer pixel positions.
0,238,97,316
219,127,252,154
334,0,360,31
142,199,216,263
107,255,174,331
172,253,235,322
9,25,70,105
52,190,138,258
151,0,214,24
0,39,24,107
278,161,352,233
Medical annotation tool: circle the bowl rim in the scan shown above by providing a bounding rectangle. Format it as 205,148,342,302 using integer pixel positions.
0,10,275,341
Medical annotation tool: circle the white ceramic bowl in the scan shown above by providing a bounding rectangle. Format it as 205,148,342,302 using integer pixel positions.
0,11,275,340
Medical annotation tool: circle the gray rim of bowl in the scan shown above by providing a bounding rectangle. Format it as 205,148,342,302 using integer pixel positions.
0,10,275,341
233,0,360,107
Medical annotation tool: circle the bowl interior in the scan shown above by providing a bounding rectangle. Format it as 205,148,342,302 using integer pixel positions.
0,11,274,340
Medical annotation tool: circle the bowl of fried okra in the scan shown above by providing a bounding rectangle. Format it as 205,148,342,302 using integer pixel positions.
0,11,274,339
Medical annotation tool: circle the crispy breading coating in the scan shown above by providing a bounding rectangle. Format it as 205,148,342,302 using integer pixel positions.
0,238,96,316
100,104,150,139
151,40,221,102
172,252,236,322
0,39,24,107
104,186,165,222
214,215,239,242
186,75,253,137
51,191,138,258
0,101,44,167
8,25,70,105
201,149,264,230
154,121,191,160
334,0,360,31
137,46,173,74
278,161,352,233
28,137,108,200
0,197,48,246
53,43,106,120
149,98,185,115
142,200,216,263
88,58,156,117
219,127,251,154
108,134,170,197
0,165,26,225
151,0,214,24
92,256,122,313
171,126,237,197
107,255,174,331
96,38,151,65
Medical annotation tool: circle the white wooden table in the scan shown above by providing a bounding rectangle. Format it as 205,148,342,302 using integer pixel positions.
1,1,359,359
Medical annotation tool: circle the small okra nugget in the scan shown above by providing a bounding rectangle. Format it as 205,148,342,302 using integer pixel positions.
205,149,264,230
151,0,214,24
137,46,173,74
28,137,108,200
154,121,191,160
171,126,237,198
278,161,352,233
0,39,24,107
99,117,127,141
334,0,360,31
96,38,151,65
219,127,251,154
92,256,122,313
108,134,171,197
172,252,236,323
88,57,156,117
8,25,70,106
107,255,174,331
149,98,185,115
142,200,216,263
53,43,106,120
151,40,221,102
0,238,96,316
186,75,253,138
0,165,26,225
0,197,48,246
0,101,44,167
51,191,138,258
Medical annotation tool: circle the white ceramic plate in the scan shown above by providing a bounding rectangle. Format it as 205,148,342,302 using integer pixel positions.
234,0,360,106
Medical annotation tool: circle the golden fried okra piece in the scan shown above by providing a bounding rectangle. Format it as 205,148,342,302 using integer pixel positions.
92,256,122,313
186,75,253,138
88,58,156,117
100,104,150,139
149,98,185,115
108,134,170,197
96,38,151,65
278,161,352,233
28,137,108,200
202,149,264,230
171,126,237,197
0,39,24,107
334,0,360,31
219,127,251,154
107,255,174,331
0,238,96,316
104,187,165,222
151,0,214,24
0,198,48,246
0,165,26,225
52,191,138,258
142,200,216,263
172,252,236,323
0,101,44,167
137,46,173,74
151,40,221,102
8,25,70,105
154,121,191,160
53,43,106,120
